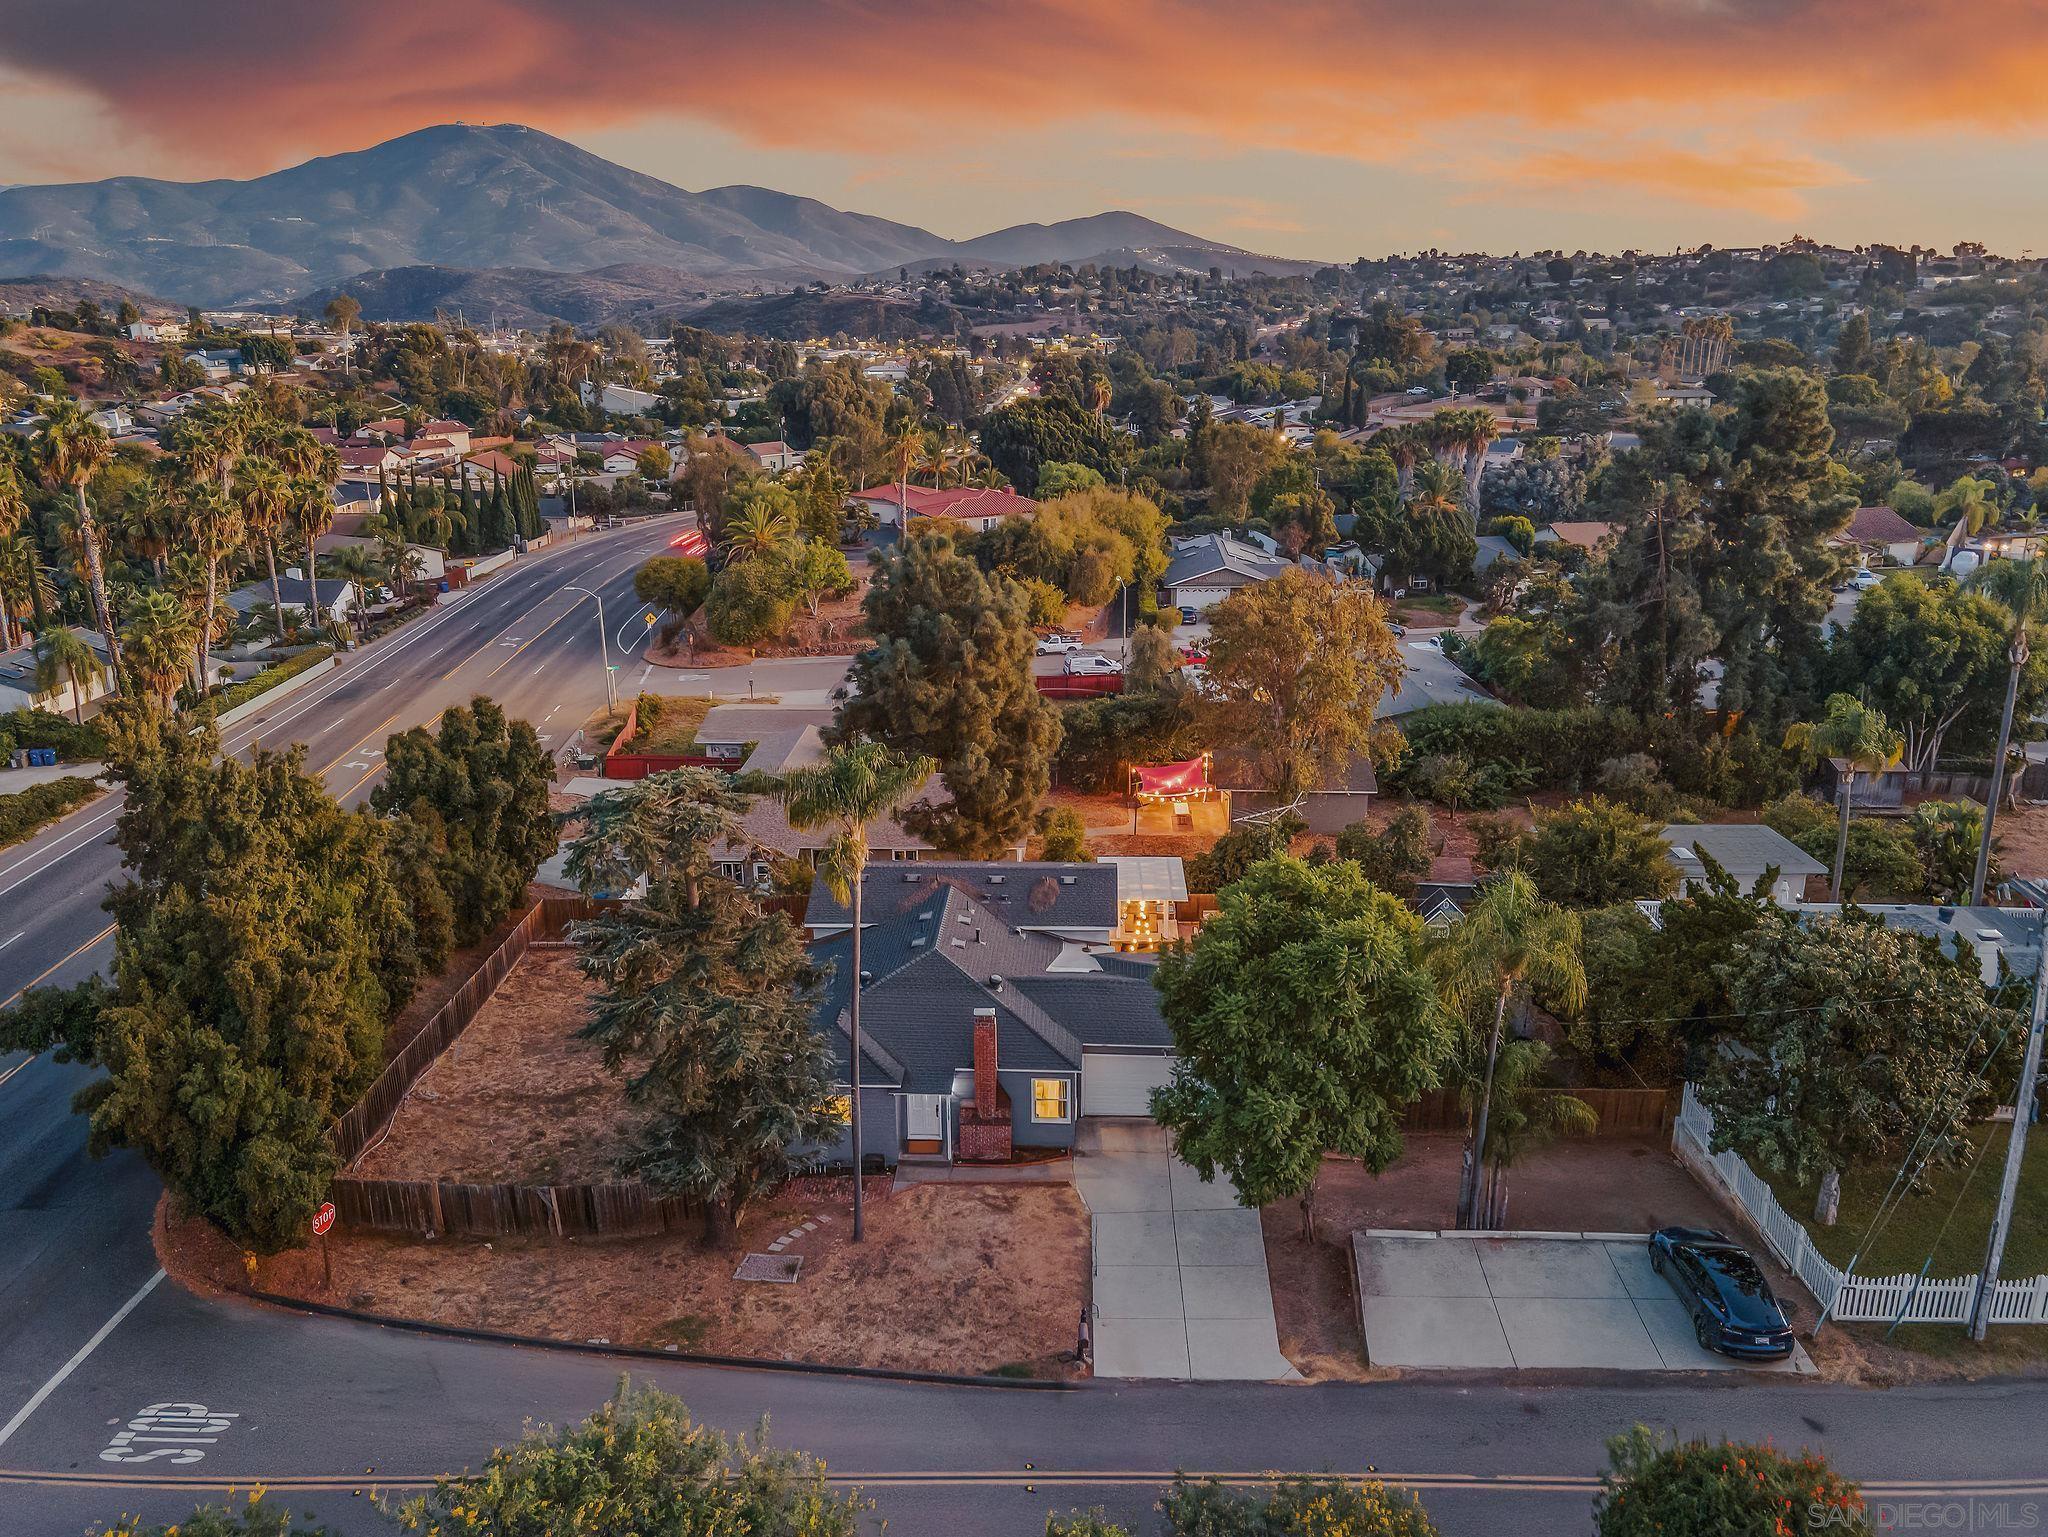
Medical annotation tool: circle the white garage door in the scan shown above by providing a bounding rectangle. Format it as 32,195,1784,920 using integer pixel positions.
1082,1053,1176,1117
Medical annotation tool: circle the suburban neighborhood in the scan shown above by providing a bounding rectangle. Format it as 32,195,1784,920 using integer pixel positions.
1,25,2047,1535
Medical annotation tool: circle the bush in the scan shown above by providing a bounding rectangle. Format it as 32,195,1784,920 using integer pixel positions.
634,554,711,616
1052,687,1202,793
1021,577,1068,627
1595,752,1675,814
1185,815,1302,892
1158,1474,1439,1536
1397,702,1646,790
0,706,109,762
1505,797,1680,907
1595,1424,1870,1536
203,646,334,716
1035,805,1093,861
0,776,101,849
704,559,797,646
1336,805,1433,895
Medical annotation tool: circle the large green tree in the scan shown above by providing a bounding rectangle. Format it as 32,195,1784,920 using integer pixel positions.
978,394,1132,493
566,770,841,1244
372,697,554,953
1492,797,1679,908
1698,908,2018,1224
396,1378,869,1537
834,532,1060,856
3,706,416,1252
1202,566,1402,800
1152,857,1453,1237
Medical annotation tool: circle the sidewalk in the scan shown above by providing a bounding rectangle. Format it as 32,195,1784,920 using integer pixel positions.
0,759,103,792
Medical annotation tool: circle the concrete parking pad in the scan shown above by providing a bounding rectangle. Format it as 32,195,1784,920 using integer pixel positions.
1354,1232,1817,1374
1077,1122,1296,1381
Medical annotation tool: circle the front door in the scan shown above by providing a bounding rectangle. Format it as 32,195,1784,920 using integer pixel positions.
904,1094,946,1155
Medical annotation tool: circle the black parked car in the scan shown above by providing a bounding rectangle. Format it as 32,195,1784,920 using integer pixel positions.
1648,1227,1796,1360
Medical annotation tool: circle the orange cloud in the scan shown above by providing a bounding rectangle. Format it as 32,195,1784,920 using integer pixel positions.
0,0,2041,215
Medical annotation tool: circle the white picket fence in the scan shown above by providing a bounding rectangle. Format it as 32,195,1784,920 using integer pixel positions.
1671,1085,2048,1326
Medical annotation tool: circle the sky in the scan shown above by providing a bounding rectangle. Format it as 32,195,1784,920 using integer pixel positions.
0,0,2044,258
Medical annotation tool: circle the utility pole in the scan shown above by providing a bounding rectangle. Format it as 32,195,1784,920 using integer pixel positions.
1970,883,2048,1339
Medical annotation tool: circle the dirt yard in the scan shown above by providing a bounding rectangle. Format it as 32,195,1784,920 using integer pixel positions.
1989,801,2048,878
162,1176,1090,1378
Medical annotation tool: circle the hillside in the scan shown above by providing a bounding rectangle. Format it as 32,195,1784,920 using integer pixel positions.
0,124,1317,308
287,263,799,329
0,273,178,317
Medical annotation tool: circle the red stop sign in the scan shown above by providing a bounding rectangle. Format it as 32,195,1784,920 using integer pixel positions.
311,1201,336,1237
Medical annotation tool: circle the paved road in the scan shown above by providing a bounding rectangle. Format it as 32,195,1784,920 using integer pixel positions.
2,522,2045,1535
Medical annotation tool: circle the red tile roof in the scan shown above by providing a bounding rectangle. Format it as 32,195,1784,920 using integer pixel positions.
853,485,1038,521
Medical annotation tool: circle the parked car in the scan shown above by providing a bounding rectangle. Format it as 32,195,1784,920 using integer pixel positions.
1851,568,1883,591
1035,633,1083,655
1388,622,1407,638
1177,605,1199,625
1064,651,1125,677
1648,1227,1795,1359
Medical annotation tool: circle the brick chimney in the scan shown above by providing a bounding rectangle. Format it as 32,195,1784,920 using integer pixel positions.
972,1007,998,1114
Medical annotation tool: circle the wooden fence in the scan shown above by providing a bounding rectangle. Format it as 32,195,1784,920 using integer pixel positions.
1400,1085,1672,1138
324,894,700,1240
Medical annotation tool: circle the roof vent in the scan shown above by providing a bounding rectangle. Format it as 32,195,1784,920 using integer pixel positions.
858,970,872,984
1977,929,2001,942
956,912,972,925
988,974,1004,992
911,936,927,948
916,909,934,922
987,874,1005,885
1059,875,1076,885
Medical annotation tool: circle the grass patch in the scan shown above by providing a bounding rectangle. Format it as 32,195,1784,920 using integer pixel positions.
626,693,715,755
0,776,103,851
654,1314,711,1350
1762,1122,2048,1279
206,645,334,716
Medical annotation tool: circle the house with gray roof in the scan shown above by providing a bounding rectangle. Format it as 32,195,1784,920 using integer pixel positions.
1162,533,1299,614
1657,823,1826,906
802,862,1176,1166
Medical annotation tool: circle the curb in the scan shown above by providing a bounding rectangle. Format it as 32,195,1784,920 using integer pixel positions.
237,1288,1078,1391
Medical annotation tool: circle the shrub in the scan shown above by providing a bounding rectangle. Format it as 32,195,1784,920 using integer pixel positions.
1185,814,1303,893
1505,797,1680,907
704,559,796,646
0,776,101,848
1397,702,1645,790
204,645,334,716
1595,752,1675,814
1595,1425,1870,1536
1336,805,1433,895
1034,805,1093,861
1021,577,1068,627
633,554,711,616
0,706,110,762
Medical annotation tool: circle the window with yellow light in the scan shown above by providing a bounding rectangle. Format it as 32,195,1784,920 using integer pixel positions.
1031,1077,1071,1122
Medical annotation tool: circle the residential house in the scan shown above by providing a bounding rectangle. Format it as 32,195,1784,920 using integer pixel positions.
1532,520,1619,558
1833,506,1924,568
182,349,242,381
599,440,661,475
1471,534,1524,573
416,419,472,454
579,380,662,417
0,626,112,715
318,533,446,583
353,418,407,441
1160,533,1297,613
744,440,802,473
226,575,357,627
337,443,400,480
124,318,187,344
851,484,1038,534
1657,824,1826,906
801,861,1179,1164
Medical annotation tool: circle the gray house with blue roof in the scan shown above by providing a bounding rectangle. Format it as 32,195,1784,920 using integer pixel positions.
803,863,1178,1165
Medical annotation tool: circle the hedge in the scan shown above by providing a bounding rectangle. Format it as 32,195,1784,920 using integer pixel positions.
205,646,335,717
1394,702,1648,789
0,776,103,850
0,708,109,763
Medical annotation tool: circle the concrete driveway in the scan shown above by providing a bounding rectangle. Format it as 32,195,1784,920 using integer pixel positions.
1354,1231,1815,1373
1075,1122,1296,1381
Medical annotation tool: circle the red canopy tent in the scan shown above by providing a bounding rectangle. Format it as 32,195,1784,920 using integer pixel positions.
1132,755,1215,800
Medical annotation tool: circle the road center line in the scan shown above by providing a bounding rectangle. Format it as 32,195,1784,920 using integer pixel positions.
0,1270,165,1454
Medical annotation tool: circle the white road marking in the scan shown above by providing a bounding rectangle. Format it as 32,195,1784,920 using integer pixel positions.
0,803,125,899
530,661,546,675
0,1270,166,1453
0,1054,36,1093
100,1402,238,1466
0,932,20,951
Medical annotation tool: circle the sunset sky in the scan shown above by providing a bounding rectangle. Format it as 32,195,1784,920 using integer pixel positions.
1,0,2043,258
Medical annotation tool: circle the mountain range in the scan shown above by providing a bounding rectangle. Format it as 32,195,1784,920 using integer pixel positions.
0,123,1320,315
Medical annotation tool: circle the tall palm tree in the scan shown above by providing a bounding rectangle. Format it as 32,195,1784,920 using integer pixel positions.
0,453,24,649
292,472,339,637
1784,693,1906,902
324,544,380,635
1459,1038,1596,1229
181,486,244,692
0,534,53,647
1383,424,1423,498
119,587,198,707
891,423,922,528
769,740,934,1241
32,399,122,684
1456,409,1500,514
1963,558,2048,902
32,625,102,724
1431,871,1585,1230
237,458,295,637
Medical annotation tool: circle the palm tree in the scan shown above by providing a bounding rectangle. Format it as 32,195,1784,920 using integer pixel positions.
0,534,53,646
32,625,102,724
722,500,795,563
769,740,934,1241
1455,408,1499,514
237,458,295,637
32,399,122,684
1784,693,1905,902
1963,558,2048,902
324,544,380,635
1383,424,1423,499
292,472,339,638
0,453,24,649
323,294,361,369
891,423,922,527
181,486,244,692
1459,1038,1596,1229
1432,871,1585,1230
119,587,198,707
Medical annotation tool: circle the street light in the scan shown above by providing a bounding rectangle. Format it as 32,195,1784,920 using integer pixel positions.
563,584,617,718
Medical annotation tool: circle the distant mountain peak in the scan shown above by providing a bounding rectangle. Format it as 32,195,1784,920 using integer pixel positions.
0,122,1316,309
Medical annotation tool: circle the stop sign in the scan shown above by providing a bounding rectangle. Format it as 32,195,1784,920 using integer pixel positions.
311,1201,336,1237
